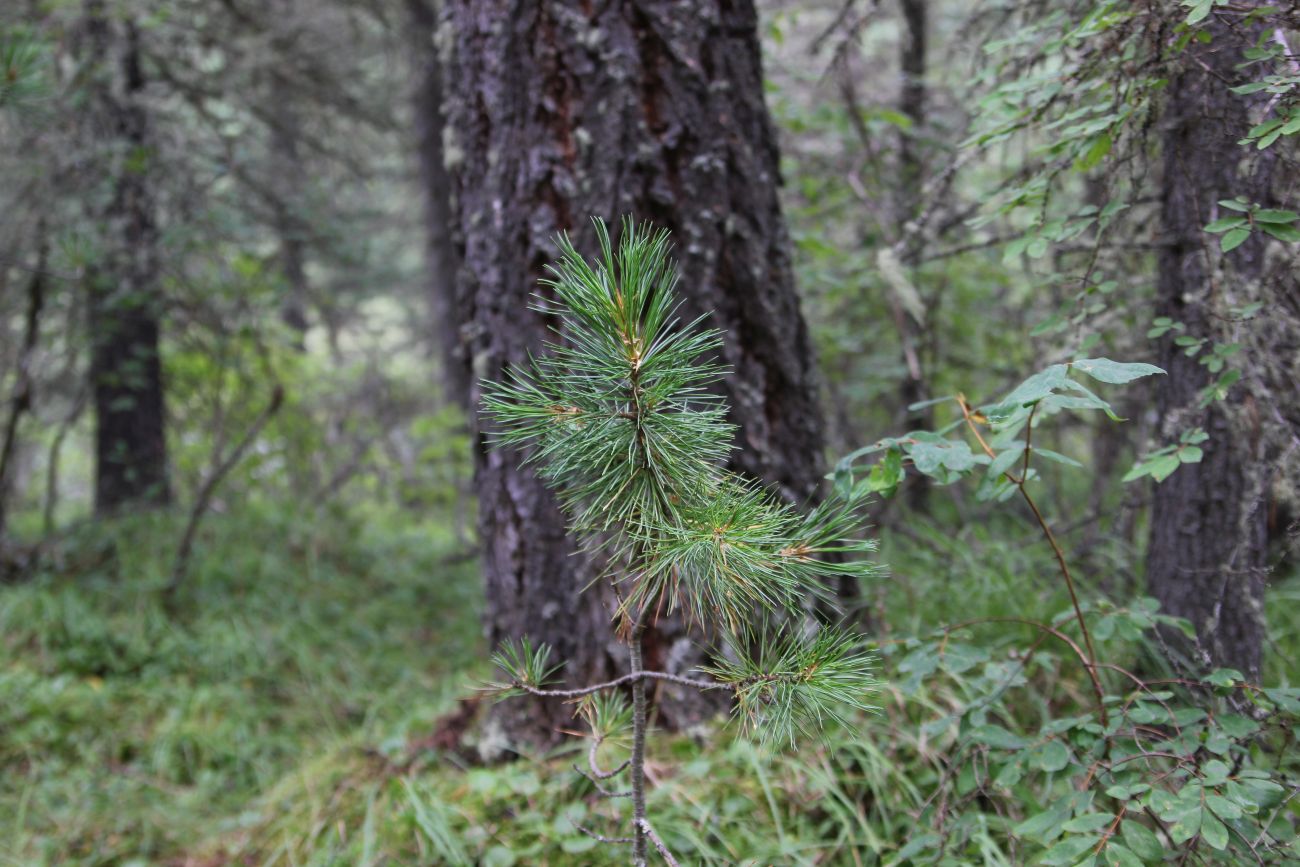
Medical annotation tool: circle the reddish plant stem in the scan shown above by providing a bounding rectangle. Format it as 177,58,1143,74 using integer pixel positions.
958,396,1108,727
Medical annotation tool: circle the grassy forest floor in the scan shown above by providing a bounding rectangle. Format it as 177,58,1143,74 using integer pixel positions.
2,502,1298,865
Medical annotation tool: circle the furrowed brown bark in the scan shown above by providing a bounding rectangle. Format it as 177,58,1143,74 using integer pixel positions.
444,0,826,749
1146,18,1276,679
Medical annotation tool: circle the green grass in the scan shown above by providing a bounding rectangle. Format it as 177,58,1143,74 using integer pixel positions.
0,504,481,865
2,498,1296,864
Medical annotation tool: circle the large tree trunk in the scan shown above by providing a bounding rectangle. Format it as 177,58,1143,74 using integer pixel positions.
444,0,826,749
407,0,469,410
84,1,170,515
1146,19,1274,679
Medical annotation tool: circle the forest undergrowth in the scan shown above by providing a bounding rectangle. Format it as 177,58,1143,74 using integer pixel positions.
2,491,1296,865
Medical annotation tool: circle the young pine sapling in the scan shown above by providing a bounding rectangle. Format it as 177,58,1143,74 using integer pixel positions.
482,219,878,865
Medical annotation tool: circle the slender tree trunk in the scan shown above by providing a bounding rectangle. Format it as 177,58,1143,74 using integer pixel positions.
1146,19,1274,679
407,0,468,409
445,0,827,748
895,0,930,511
270,72,311,344
84,1,170,515
0,236,47,540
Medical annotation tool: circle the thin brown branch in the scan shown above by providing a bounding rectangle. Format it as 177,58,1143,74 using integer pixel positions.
573,822,633,845
0,237,48,540
512,670,726,700
638,818,681,867
957,395,1108,726
165,384,284,609
572,763,632,797
586,738,630,781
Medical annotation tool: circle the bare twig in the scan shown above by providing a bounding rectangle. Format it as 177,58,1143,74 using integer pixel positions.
638,818,681,867
586,738,630,780
957,395,1109,727
573,822,633,845
511,670,725,700
572,764,632,797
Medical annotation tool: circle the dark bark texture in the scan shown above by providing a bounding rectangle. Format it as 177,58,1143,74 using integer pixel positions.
444,0,826,748
84,2,171,514
1147,20,1275,679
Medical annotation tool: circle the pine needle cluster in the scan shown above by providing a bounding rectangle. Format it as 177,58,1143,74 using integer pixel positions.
482,217,879,857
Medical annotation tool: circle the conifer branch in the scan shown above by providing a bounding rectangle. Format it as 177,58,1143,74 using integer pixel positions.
480,218,879,857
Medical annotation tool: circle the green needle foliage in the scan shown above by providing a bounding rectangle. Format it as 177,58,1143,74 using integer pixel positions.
482,217,879,858
483,218,879,629
702,627,878,749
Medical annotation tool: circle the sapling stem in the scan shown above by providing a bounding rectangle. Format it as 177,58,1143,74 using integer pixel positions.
629,610,649,865
958,395,1109,727
482,220,877,858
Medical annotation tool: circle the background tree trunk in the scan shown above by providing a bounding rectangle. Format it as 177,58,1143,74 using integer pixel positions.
407,0,469,409
444,0,827,749
84,1,170,515
895,0,931,512
1146,19,1274,679
269,70,311,344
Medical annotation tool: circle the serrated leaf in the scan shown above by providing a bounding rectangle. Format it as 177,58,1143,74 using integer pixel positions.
1014,799,1073,842
1064,813,1114,833
1040,834,1098,866
1261,222,1300,242
1120,820,1162,861
1203,668,1242,686
1200,811,1228,850
971,723,1030,749
1262,687,1300,712
1221,227,1250,252
1253,209,1299,224
910,439,980,478
1185,0,1212,24
560,836,598,854
1100,842,1144,867
1037,739,1071,772
1204,216,1247,233
1034,447,1083,468
1216,713,1258,737
1076,132,1113,171
1201,759,1230,785
1169,806,1202,844
1148,454,1182,482
988,446,1024,478
1205,793,1242,821
1071,358,1164,384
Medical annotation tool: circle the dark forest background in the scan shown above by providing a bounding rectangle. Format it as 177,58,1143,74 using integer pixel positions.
1,1,1298,864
